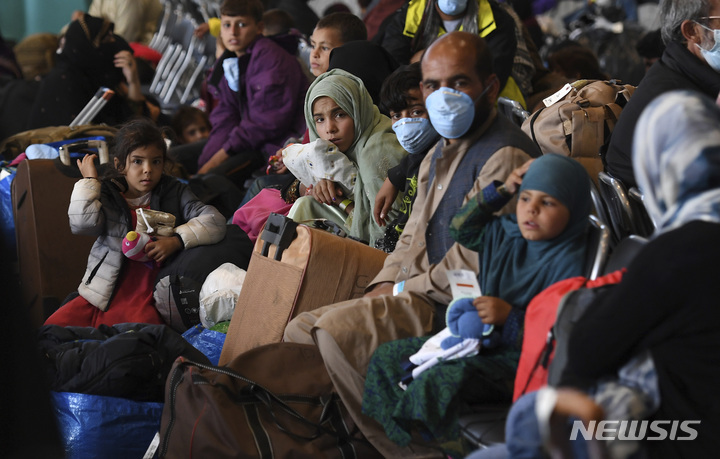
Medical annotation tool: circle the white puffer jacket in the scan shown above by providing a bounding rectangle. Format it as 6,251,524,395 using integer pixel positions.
68,175,226,311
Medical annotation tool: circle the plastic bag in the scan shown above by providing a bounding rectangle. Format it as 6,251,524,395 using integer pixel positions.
51,391,163,459
0,167,16,255
199,262,246,329
182,324,227,365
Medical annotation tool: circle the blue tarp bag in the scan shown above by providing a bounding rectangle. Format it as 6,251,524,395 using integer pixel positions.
51,391,163,459
182,324,226,365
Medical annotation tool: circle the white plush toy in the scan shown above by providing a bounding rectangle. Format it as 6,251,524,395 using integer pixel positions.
282,138,357,198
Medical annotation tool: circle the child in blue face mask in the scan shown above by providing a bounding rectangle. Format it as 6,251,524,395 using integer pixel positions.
374,63,440,252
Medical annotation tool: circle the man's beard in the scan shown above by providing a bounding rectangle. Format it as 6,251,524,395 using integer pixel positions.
471,94,493,131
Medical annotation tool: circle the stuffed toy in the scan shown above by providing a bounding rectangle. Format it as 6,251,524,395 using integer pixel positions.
441,297,502,350
282,138,357,198
122,230,153,262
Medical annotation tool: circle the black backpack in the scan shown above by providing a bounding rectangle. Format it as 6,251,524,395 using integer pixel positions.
37,323,210,401
153,225,253,332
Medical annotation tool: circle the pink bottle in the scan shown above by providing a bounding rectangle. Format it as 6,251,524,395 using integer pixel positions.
122,231,152,262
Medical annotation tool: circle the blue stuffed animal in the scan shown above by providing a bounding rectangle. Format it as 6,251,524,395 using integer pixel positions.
441,297,502,349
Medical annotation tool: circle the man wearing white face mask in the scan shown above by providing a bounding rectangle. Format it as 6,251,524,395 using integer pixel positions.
605,0,720,189
284,32,540,457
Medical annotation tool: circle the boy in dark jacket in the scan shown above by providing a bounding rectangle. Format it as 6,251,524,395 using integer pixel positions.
373,63,439,253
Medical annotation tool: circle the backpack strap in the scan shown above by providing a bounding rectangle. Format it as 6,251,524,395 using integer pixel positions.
527,107,545,153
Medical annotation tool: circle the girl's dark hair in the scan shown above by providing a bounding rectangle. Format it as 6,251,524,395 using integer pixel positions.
170,105,210,144
412,0,479,55
110,118,167,174
379,62,423,115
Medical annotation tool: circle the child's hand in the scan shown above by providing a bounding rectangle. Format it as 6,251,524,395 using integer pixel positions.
504,159,535,194
77,154,98,179
472,296,513,325
145,235,182,264
312,179,343,205
374,178,398,226
267,150,288,175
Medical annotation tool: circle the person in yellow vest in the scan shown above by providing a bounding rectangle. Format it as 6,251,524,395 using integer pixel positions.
379,0,530,107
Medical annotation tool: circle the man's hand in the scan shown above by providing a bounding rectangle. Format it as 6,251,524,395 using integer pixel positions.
364,282,394,298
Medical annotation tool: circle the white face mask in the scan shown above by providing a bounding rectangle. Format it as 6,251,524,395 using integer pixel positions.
222,57,240,92
425,82,493,139
391,117,439,154
695,22,720,73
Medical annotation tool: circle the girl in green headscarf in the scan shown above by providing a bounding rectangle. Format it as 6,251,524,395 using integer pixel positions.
286,69,407,245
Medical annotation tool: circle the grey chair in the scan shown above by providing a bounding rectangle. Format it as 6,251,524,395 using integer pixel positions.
628,186,657,236
597,171,648,243
497,96,530,127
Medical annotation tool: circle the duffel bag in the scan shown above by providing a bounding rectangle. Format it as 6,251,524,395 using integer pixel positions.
157,342,382,459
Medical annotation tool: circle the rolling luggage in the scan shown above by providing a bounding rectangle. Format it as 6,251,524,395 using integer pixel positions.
219,213,388,365
11,142,108,327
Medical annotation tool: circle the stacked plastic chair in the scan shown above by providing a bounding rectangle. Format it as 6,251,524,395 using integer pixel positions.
148,0,220,113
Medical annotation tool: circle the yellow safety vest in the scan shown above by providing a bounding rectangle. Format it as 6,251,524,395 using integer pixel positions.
402,0,496,38
402,0,526,108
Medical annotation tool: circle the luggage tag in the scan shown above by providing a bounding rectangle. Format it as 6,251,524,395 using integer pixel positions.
446,269,482,299
543,83,573,108
445,270,495,339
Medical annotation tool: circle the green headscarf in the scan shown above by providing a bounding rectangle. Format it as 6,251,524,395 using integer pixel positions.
305,69,407,244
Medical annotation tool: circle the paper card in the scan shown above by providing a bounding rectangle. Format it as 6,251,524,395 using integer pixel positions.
446,269,482,299
543,83,573,107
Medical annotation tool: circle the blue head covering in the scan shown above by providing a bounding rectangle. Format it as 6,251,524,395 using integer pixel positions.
478,154,591,308
633,90,720,235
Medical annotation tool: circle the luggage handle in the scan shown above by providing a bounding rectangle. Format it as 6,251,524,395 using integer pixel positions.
311,218,347,238
260,212,298,260
58,139,109,166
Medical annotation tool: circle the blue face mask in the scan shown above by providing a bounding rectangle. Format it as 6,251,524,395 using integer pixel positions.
425,84,492,139
696,22,720,73
392,118,439,154
223,57,240,92
437,0,468,16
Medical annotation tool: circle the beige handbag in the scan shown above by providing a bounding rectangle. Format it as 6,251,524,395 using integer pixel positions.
135,208,176,236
